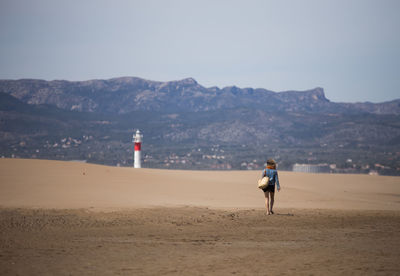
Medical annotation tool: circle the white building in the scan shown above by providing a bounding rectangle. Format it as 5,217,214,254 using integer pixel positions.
292,163,330,173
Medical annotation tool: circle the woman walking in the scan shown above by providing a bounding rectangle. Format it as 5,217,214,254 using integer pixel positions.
261,159,281,215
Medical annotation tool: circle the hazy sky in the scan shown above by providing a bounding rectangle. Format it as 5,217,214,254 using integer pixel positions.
0,0,399,102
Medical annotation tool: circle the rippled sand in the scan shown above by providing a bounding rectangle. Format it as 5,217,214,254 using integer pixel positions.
0,158,399,275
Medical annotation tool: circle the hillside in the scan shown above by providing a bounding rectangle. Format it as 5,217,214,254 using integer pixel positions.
0,77,399,175
1,77,399,115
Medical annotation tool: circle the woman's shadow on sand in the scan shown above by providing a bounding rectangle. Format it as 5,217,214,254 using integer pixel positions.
276,212,294,216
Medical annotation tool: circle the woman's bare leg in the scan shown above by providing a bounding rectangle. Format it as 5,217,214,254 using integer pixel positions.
270,192,275,214
264,191,270,215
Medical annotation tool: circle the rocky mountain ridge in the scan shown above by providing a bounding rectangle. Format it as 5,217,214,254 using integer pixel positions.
0,77,399,115
0,77,399,174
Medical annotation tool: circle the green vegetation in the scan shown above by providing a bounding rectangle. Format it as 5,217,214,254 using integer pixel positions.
1,92,398,175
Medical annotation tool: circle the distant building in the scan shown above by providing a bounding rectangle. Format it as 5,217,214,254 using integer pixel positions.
368,170,379,176
292,163,330,173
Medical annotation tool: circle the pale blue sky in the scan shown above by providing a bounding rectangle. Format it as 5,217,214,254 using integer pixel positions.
0,0,399,102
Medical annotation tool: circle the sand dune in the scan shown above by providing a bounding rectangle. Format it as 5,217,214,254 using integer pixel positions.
1,158,399,210
1,158,400,275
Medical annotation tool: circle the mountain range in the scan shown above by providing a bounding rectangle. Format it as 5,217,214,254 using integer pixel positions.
0,77,399,174
1,77,399,115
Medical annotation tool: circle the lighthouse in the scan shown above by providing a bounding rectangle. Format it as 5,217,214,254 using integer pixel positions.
133,130,143,168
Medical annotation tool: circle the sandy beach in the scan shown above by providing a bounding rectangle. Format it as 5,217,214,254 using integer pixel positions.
1,158,399,275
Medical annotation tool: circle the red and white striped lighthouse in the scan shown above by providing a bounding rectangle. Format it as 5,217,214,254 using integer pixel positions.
133,130,143,168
